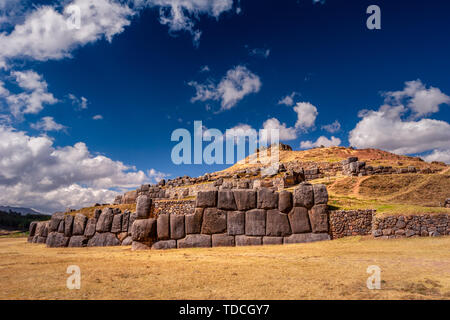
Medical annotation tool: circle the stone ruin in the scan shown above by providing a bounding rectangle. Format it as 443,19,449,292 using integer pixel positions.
28,183,332,249
341,156,434,176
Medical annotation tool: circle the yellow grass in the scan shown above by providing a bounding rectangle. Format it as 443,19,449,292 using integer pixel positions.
1,237,450,300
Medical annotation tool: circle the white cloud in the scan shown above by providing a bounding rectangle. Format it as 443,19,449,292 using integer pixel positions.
31,116,66,132
0,0,134,65
0,125,152,212
262,118,297,141
147,168,169,182
349,81,450,156
300,136,341,149
0,70,58,118
68,93,88,110
349,105,450,154
92,114,103,120
200,65,210,72
384,79,450,118
321,120,341,133
189,65,261,111
422,149,450,164
278,91,299,106
133,0,233,45
293,102,318,130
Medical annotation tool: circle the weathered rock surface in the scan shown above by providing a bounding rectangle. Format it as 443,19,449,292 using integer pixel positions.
136,195,152,219
227,211,245,235
266,209,291,236
212,233,235,247
288,207,311,234
257,188,278,209
111,214,122,233
68,235,88,247
88,232,120,247
245,209,266,236
185,208,203,234
313,184,328,205
177,234,212,248
157,214,170,240
201,208,227,234
235,235,262,246
233,190,257,211
170,214,185,240
46,232,69,247
96,208,114,233
284,233,330,244
73,213,87,235
217,190,237,210
152,240,177,250
196,191,217,208
263,236,283,245
294,183,314,209
64,215,73,237
131,218,156,242
278,190,293,213
309,204,329,233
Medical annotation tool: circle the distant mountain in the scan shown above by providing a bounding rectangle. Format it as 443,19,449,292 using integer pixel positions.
0,206,48,216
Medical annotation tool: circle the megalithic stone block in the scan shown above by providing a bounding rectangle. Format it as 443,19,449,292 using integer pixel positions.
136,195,152,219
294,183,314,209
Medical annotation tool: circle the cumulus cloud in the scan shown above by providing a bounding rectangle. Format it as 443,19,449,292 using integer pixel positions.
384,79,450,118
189,65,261,111
300,136,341,149
147,168,169,182
422,149,450,164
134,0,233,46
293,102,318,130
0,70,58,118
92,114,103,120
262,118,297,141
349,80,450,161
321,120,341,133
0,0,134,65
0,125,152,212
30,116,66,132
278,91,299,106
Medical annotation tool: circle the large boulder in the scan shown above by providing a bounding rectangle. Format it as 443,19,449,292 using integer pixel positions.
128,212,137,235
266,209,291,237
201,208,227,234
309,204,329,233
313,184,328,205
28,221,38,242
64,215,73,237
111,214,122,233
245,209,266,236
136,195,152,219
196,191,217,208
84,218,96,237
49,212,65,232
152,240,177,250
227,211,245,235
284,233,330,244
131,218,156,242
263,236,283,245
121,236,133,246
35,221,49,237
293,183,314,209
178,234,212,248
73,213,87,235
123,190,137,204
288,207,311,233
233,190,257,211
235,235,262,246
212,233,235,247
46,232,69,247
157,214,170,240
257,188,278,210
121,211,130,232
185,208,203,234
57,220,65,233
96,208,114,233
68,236,88,247
131,241,150,250
217,190,237,210
278,190,293,213
88,232,120,247
170,214,185,240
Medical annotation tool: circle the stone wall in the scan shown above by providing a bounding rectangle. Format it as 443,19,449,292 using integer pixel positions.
329,210,375,239
372,214,450,238
153,200,195,216
132,183,331,250
341,157,436,176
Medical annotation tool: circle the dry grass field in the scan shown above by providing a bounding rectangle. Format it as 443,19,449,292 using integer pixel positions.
1,236,449,300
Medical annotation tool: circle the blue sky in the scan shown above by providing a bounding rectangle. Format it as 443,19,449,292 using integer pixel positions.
0,0,449,212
